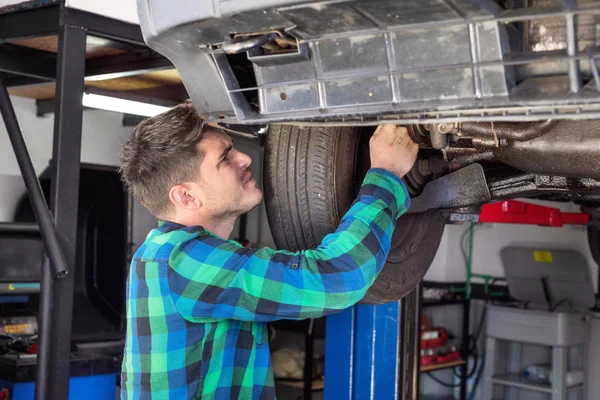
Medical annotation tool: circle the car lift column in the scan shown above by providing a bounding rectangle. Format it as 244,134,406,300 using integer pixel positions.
324,288,420,400
35,22,87,400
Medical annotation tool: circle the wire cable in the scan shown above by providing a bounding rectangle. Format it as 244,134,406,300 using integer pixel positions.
453,350,478,380
426,371,461,388
471,306,488,351
468,351,486,400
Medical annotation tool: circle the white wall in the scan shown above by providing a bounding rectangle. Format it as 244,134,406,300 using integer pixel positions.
0,175,25,221
0,96,132,176
0,0,28,7
425,200,598,293
65,0,139,24
0,96,158,247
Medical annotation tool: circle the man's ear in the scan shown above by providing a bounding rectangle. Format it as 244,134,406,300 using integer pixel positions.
168,184,202,210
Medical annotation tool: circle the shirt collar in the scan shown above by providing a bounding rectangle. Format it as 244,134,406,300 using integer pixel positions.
158,220,209,235
157,220,185,231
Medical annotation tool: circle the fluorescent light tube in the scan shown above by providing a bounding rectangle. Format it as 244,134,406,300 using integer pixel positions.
82,93,171,117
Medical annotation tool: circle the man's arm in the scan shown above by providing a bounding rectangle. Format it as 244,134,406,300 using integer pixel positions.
168,125,419,322
168,169,409,322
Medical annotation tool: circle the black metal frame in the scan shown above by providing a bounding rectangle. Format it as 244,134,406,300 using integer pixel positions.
0,3,171,89
488,173,600,201
0,75,68,279
0,3,172,399
400,285,421,400
419,281,472,400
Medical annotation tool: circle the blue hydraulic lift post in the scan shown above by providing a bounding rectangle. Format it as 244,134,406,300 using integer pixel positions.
324,301,403,399
324,285,423,400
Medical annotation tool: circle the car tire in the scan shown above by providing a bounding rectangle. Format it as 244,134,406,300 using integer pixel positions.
263,124,446,304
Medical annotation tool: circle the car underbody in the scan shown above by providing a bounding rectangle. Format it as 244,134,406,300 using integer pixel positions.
401,119,600,218
139,0,600,213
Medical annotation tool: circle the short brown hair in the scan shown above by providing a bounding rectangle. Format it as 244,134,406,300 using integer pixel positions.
119,103,205,218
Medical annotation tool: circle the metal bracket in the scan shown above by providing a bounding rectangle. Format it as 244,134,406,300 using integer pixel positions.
409,163,491,213
221,33,278,54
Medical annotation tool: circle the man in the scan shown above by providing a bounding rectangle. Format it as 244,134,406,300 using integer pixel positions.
119,103,418,399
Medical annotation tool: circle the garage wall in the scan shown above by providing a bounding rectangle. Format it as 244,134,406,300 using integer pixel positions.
0,0,29,8
0,96,157,247
425,203,598,293
0,96,132,175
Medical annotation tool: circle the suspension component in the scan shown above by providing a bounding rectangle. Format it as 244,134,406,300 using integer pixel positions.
429,124,451,150
404,158,432,197
457,120,557,142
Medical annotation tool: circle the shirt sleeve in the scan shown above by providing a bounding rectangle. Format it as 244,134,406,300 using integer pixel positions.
167,168,410,323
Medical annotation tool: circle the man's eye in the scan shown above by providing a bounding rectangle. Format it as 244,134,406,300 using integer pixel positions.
220,153,231,165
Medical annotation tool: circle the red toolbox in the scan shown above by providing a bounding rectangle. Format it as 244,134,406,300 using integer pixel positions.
421,328,449,349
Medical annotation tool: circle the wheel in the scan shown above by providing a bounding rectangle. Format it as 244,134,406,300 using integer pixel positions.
359,210,446,304
263,124,446,304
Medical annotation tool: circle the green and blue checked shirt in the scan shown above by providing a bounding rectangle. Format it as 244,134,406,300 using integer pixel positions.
121,168,410,399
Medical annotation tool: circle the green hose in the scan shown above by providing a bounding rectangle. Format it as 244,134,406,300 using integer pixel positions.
463,223,503,299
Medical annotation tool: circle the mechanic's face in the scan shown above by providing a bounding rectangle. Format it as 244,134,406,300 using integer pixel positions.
196,130,262,218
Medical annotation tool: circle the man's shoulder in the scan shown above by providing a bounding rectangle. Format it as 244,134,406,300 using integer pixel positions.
135,224,237,262
133,226,189,262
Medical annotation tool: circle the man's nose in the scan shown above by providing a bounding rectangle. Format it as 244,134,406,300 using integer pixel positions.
237,150,252,169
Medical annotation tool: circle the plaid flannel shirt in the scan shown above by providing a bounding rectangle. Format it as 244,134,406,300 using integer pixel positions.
121,168,410,399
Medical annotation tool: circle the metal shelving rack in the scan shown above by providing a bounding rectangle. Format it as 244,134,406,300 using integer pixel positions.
419,281,472,400
490,373,582,394
421,359,467,373
419,280,512,399
0,3,174,399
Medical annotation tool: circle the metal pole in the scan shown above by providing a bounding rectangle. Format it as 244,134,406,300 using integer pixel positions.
400,285,421,400
551,347,568,400
460,299,471,400
564,4,581,93
303,319,314,400
0,74,67,278
0,222,40,234
35,21,87,400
